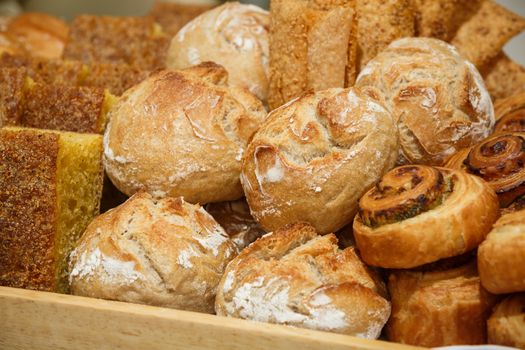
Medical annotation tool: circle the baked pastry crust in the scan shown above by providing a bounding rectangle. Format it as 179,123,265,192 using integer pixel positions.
488,294,525,348
494,92,525,133
241,87,398,234
356,37,495,165
387,262,496,347
215,222,390,338
478,208,525,294
353,165,499,268
69,192,237,313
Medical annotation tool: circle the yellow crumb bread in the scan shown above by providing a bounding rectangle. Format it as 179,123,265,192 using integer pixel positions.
0,127,104,293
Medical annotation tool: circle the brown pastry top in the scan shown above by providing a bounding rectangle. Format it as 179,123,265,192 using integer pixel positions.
494,92,525,133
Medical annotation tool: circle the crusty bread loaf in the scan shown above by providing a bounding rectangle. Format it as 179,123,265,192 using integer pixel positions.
241,87,398,234
104,62,266,204
149,2,214,36
387,262,496,347
478,208,525,294
356,37,495,165
353,165,499,269
166,3,269,103
488,294,525,348
215,222,390,338
69,192,237,313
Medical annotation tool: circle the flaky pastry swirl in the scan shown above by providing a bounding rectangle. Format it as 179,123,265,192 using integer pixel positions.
494,92,525,133
488,294,525,348
353,165,499,268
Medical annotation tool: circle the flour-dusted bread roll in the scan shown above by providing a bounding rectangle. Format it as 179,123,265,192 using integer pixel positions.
353,165,499,268
215,222,391,338
69,192,237,313
166,3,269,102
205,198,266,250
356,37,494,165
241,87,398,234
387,262,496,347
488,294,525,349
104,62,266,204
478,207,525,294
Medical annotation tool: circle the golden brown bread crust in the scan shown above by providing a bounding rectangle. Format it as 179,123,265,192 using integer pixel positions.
478,209,525,294
488,294,525,348
22,83,106,134
0,128,59,290
63,15,169,70
5,12,68,59
149,2,214,36
205,198,266,250
451,0,525,70
268,0,357,110
355,0,414,70
387,262,496,347
241,87,398,234
483,53,525,101
494,92,525,133
413,0,483,41
353,166,499,268
167,3,269,103
81,62,148,96
215,222,390,338
69,192,237,313
0,67,27,127
104,63,266,204
445,132,525,207
356,37,495,165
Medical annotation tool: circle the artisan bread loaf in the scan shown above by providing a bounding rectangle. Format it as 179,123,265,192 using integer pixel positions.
69,192,237,313
241,87,398,234
356,37,494,165
103,62,266,204
215,222,390,338
167,3,269,103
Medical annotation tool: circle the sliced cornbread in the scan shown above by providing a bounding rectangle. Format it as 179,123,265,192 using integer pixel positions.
0,127,104,293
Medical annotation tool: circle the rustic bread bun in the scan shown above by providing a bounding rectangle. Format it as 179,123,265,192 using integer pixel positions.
69,192,237,313
353,165,499,269
241,87,398,234
215,222,390,338
356,37,494,165
104,62,266,204
166,3,269,103
488,294,525,349
205,198,266,250
478,208,525,294
387,262,496,347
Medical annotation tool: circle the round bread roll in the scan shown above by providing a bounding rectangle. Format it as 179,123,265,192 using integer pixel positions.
215,222,391,338
166,2,269,103
104,62,266,204
387,262,496,347
494,92,525,133
478,207,525,294
353,165,499,268
205,198,266,250
488,294,525,349
445,132,525,207
356,37,494,165
241,87,399,234
69,192,237,313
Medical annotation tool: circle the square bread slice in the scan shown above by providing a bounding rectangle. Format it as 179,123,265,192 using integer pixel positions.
0,127,104,293
0,67,28,127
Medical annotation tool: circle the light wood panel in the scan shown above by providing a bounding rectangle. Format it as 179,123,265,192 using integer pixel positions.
0,286,422,350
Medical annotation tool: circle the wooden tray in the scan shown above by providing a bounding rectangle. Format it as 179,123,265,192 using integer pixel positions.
0,286,421,350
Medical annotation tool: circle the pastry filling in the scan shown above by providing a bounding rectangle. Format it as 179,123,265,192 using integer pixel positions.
358,165,451,227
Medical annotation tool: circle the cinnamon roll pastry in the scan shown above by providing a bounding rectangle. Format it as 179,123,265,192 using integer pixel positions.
494,92,525,133
478,207,525,294
445,132,525,207
387,262,496,347
353,165,499,268
488,294,525,349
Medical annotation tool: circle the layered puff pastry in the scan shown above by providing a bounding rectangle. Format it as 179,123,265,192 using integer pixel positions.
215,222,391,338
445,132,525,207
387,262,496,347
488,294,525,349
494,92,525,133
353,165,499,269
478,206,525,294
